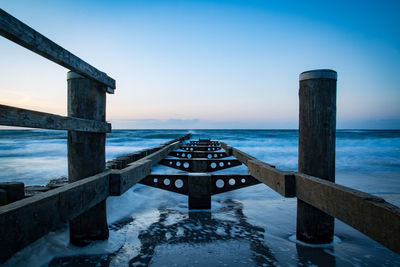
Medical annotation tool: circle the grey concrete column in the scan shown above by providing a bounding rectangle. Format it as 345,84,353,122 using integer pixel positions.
297,69,337,244
67,71,108,246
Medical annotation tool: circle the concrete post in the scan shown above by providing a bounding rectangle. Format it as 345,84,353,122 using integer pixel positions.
188,174,211,209
67,72,109,246
297,69,337,244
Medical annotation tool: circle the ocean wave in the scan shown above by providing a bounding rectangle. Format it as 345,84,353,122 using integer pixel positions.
0,129,399,186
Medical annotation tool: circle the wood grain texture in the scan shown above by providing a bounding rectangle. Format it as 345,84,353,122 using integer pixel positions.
298,78,336,181
109,141,181,196
296,173,400,254
67,73,108,245
109,160,152,196
0,9,115,91
297,75,337,244
0,171,110,263
247,159,296,197
0,104,111,132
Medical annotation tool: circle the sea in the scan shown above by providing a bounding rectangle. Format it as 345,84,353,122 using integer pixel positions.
1,129,399,266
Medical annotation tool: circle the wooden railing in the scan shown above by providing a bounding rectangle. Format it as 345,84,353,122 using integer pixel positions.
0,104,111,132
1,7,399,264
0,8,115,133
0,9,190,263
0,9,191,262
0,9,115,92
0,135,189,262
221,144,400,254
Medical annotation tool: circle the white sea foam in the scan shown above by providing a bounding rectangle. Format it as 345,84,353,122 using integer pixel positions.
3,228,125,267
1,130,400,265
288,234,342,248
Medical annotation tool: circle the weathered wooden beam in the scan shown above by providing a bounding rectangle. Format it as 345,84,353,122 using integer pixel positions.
297,69,337,244
223,142,400,253
109,141,181,196
109,160,152,196
107,135,190,169
221,143,258,166
232,148,256,165
0,136,188,262
0,9,115,92
67,72,109,245
295,172,400,254
220,142,232,156
0,171,110,263
247,160,296,197
142,141,180,166
0,104,111,132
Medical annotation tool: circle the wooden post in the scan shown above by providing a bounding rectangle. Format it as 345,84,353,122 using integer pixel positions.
67,71,109,245
297,69,337,244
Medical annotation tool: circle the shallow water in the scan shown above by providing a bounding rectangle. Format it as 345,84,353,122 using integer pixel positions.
1,129,400,266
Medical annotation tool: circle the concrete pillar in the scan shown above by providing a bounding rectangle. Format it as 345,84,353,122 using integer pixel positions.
67,72,108,246
188,174,211,209
297,69,337,244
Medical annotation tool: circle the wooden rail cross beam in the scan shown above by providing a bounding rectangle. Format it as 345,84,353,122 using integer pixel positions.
0,9,116,92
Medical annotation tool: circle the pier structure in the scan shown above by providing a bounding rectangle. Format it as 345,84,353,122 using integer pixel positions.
139,138,260,209
0,9,399,263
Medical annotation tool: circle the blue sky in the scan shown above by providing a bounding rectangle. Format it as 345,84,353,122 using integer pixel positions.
1,0,399,128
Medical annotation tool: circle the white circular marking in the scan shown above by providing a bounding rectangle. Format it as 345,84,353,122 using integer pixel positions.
216,179,224,188
175,179,183,188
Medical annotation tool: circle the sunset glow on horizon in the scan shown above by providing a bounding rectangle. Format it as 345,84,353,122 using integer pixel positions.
1,0,399,129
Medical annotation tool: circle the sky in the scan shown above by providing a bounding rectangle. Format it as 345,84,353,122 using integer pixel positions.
1,0,399,129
